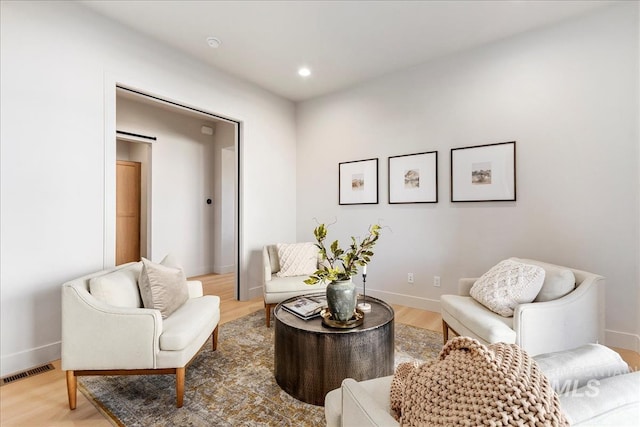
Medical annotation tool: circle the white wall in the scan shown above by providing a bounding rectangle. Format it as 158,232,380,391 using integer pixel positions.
296,4,639,351
0,1,297,376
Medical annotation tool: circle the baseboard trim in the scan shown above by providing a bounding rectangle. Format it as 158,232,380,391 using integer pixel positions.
605,329,640,352
246,285,441,311
247,284,263,301
213,264,235,274
235,284,640,353
0,341,61,378
359,287,441,313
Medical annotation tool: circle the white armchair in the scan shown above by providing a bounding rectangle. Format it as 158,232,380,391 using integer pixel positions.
440,258,605,356
62,261,220,409
262,245,327,326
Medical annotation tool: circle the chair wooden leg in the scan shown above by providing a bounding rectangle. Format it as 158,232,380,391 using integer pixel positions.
176,367,185,408
442,319,449,345
66,370,77,410
265,303,272,327
212,325,219,351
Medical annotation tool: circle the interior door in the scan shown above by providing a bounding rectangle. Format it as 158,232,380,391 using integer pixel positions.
116,160,141,265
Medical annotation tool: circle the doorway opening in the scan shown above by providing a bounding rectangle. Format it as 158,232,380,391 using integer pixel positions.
116,132,152,263
110,85,241,299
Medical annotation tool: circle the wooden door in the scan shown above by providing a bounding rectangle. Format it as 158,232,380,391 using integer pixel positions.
116,160,141,265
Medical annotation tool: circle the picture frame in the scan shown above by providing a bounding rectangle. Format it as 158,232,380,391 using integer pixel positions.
339,158,379,205
388,151,438,204
450,141,516,202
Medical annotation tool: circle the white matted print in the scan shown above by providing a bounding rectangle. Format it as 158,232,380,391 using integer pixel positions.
388,151,438,204
450,141,516,202
339,158,379,205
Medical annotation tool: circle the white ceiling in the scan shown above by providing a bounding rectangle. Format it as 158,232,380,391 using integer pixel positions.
82,0,615,102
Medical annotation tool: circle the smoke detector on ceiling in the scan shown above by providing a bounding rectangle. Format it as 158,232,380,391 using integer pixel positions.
206,37,222,48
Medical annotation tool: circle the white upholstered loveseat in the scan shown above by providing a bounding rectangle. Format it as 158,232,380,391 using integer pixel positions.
62,260,220,409
440,258,605,356
325,344,639,426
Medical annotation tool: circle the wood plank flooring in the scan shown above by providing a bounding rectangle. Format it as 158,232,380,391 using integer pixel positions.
1,273,637,426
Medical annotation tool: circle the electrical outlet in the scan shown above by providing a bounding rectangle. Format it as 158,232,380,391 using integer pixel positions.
407,273,414,284
434,276,441,287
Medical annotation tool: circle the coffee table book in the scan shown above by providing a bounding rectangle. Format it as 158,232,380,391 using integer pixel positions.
281,295,327,320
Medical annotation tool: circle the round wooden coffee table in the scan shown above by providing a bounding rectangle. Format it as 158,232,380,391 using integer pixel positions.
274,294,394,406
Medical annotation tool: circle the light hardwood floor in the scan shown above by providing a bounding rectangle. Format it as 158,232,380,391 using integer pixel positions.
1,273,638,426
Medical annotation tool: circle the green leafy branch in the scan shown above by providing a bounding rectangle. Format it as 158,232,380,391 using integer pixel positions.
304,223,381,285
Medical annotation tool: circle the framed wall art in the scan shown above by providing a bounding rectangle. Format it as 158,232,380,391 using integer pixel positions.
388,151,438,204
450,141,516,202
339,158,379,205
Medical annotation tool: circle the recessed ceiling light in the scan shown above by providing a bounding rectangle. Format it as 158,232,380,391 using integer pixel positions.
206,37,221,48
298,67,311,77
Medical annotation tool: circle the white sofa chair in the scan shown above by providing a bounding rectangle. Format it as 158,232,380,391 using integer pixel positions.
325,344,640,427
262,244,327,327
62,261,220,409
440,258,605,356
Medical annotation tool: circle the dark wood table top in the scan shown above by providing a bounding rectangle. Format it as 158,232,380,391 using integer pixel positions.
274,293,394,334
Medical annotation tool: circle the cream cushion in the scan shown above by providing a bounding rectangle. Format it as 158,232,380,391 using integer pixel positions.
139,257,189,319
89,263,143,308
275,242,318,278
534,344,630,392
559,371,640,426
470,259,545,317
325,376,397,427
440,294,517,343
159,295,220,351
509,258,576,302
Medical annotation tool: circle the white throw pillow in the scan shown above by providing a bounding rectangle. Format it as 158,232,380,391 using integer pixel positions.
160,253,183,270
510,258,575,302
138,257,189,319
267,246,280,274
532,264,575,302
470,259,545,317
275,242,319,278
90,263,143,308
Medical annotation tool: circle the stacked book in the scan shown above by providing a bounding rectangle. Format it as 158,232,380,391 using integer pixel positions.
282,295,327,320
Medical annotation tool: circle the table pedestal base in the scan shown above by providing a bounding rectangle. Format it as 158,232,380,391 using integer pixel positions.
274,296,394,406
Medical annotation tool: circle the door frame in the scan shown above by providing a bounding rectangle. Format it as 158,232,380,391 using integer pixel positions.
115,136,153,259
103,81,243,299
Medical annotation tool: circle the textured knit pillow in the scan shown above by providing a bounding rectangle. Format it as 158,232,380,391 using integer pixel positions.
391,337,569,426
138,257,189,319
470,259,545,317
275,242,319,278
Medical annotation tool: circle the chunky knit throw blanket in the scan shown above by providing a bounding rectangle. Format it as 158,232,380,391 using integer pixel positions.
390,337,569,426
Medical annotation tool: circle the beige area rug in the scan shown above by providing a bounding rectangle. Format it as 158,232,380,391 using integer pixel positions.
79,310,443,427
